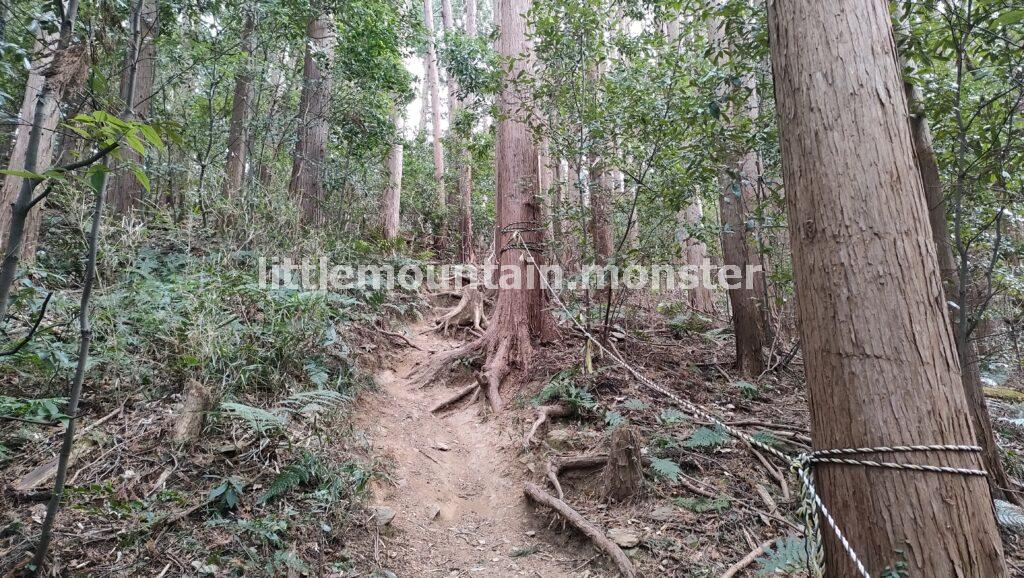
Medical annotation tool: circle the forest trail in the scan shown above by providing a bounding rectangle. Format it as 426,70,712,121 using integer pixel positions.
357,318,595,577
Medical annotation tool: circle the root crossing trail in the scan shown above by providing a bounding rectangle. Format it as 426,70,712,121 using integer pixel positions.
358,319,597,576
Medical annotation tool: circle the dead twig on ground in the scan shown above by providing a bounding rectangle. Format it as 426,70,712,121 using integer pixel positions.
720,538,775,578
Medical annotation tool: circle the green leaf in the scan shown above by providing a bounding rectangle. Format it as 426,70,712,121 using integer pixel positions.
681,425,728,449
88,167,108,195
658,408,687,425
138,124,165,150
0,169,45,180
622,398,647,411
993,9,1024,26
132,167,150,192
995,499,1024,529
755,536,808,575
124,132,146,155
604,410,626,427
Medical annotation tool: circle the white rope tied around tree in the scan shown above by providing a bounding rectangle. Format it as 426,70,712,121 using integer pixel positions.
509,231,988,578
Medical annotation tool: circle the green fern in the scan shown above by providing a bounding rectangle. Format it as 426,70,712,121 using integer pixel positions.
681,425,728,449
751,431,781,448
755,536,808,575
674,496,730,513
622,398,648,411
260,460,316,504
658,408,687,425
278,389,349,416
220,402,285,435
649,457,681,482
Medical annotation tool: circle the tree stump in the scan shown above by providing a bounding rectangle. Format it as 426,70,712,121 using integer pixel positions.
601,426,645,503
173,380,213,444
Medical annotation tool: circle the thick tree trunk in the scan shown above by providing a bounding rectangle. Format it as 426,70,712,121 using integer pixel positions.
601,426,644,503
906,81,1017,503
0,8,89,270
423,0,445,219
222,7,256,200
383,108,404,241
108,0,158,214
479,0,551,411
288,13,335,226
677,198,716,315
768,0,1007,575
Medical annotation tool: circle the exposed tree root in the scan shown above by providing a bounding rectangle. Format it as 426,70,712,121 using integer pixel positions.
414,287,539,413
429,374,485,414
525,404,571,449
430,284,487,335
376,323,423,350
524,483,637,578
546,454,609,500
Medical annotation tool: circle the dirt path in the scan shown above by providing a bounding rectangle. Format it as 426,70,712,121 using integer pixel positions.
357,319,597,577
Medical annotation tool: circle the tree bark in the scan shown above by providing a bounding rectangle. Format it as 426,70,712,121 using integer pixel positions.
768,0,1007,575
906,81,1017,503
0,8,89,282
221,6,256,200
108,0,159,214
677,197,716,315
0,27,58,262
479,0,551,410
423,0,446,220
441,0,475,262
382,108,404,241
288,13,335,226
709,16,766,376
601,426,644,503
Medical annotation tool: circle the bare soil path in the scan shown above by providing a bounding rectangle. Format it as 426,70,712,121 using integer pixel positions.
357,319,602,577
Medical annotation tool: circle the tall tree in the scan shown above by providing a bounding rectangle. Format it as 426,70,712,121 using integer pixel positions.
906,79,1017,503
0,11,88,263
423,0,551,411
423,0,446,223
768,0,1007,574
108,0,159,214
480,0,551,410
382,107,404,241
288,12,336,226
677,198,716,315
443,0,477,263
221,5,256,200
709,14,766,376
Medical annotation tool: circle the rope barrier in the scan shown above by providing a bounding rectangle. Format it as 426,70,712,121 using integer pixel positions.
509,231,986,578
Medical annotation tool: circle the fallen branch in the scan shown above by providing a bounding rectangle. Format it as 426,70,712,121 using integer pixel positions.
523,482,637,578
720,538,775,578
525,404,571,448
